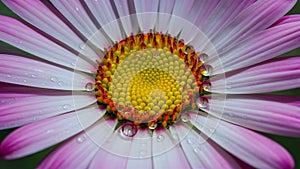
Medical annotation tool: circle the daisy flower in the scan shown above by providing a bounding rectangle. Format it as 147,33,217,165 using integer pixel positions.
0,0,300,168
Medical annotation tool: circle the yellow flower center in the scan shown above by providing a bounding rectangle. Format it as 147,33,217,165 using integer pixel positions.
95,31,208,129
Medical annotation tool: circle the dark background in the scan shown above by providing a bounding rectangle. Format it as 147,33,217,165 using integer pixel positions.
0,1,299,169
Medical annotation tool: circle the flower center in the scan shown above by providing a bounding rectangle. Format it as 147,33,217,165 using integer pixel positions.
95,31,210,129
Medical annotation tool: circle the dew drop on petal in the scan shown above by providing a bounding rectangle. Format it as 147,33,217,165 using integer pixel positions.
197,97,208,109
187,137,195,144
202,82,211,92
181,112,191,123
148,123,157,130
63,104,71,110
198,53,208,63
156,135,165,142
201,65,213,76
31,74,37,78
85,82,94,91
121,123,137,137
76,136,85,143
75,7,79,11
57,81,64,86
50,76,57,82
79,43,86,50
193,146,201,153
6,74,11,78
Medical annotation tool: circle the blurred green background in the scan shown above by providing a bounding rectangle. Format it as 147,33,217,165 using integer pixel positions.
0,1,300,169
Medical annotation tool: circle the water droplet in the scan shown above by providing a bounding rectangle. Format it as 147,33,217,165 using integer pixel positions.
121,123,137,137
6,74,11,78
63,104,71,110
75,7,79,11
71,62,76,66
31,74,37,78
79,43,86,50
187,137,195,144
181,112,191,122
139,150,146,158
50,76,57,82
156,135,165,142
201,65,213,76
148,123,157,130
46,129,54,134
85,82,94,91
23,79,27,83
193,146,202,153
198,53,208,63
77,136,85,143
197,97,208,109
57,81,64,86
202,82,211,92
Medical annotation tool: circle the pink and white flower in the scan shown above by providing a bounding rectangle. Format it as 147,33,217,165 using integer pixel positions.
0,0,300,168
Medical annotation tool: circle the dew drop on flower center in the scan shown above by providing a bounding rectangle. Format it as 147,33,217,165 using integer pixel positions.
94,31,211,130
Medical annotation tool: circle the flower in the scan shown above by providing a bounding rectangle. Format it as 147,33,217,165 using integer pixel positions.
0,0,300,168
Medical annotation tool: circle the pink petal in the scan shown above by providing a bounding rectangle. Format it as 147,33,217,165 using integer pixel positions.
203,94,300,137
173,123,241,169
211,57,300,93
0,54,93,90
50,0,98,39
134,0,159,32
2,0,101,64
272,15,300,26
152,129,191,168
0,91,95,129
37,131,99,169
38,118,115,168
211,0,296,52
89,149,128,169
0,16,93,72
200,0,255,39
191,117,294,169
0,106,103,159
209,22,300,74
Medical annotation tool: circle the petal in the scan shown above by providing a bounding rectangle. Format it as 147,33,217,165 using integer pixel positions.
191,117,295,169
0,54,94,90
209,21,300,74
210,0,296,52
37,131,98,169
89,149,128,169
0,16,93,72
38,118,114,169
200,0,256,39
211,57,300,93
272,15,300,26
134,0,159,32
2,0,101,64
203,94,300,137
152,129,191,169
185,0,220,27
173,123,241,169
0,106,104,159
50,0,98,39
0,91,95,129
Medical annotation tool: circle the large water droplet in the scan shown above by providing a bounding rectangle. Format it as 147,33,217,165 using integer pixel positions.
198,53,208,63
156,135,165,142
121,123,137,137
197,97,208,109
85,82,94,91
181,112,191,123
202,82,211,92
201,65,213,76
148,123,157,130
